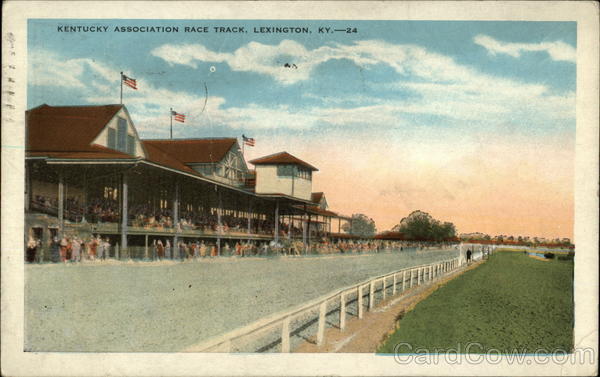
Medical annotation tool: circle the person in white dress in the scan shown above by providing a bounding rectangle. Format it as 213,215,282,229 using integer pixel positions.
103,237,111,259
96,235,104,260
165,240,171,259
71,237,81,262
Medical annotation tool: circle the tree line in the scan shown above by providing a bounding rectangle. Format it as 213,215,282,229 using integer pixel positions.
343,210,457,241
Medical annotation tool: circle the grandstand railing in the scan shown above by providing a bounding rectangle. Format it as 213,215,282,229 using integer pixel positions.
187,256,461,352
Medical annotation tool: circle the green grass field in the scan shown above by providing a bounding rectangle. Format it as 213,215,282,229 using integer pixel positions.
378,252,574,354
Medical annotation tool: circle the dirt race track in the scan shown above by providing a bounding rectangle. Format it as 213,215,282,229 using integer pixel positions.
25,249,458,352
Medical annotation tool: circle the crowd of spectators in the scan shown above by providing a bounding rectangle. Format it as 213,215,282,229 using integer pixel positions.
25,233,113,263
26,234,458,263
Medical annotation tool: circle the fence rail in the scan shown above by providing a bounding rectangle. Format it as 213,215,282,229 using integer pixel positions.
189,256,461,353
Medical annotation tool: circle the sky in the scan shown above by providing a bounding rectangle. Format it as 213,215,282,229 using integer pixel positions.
27,19,576,239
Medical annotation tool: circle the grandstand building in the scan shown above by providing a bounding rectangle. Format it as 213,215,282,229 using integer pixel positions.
25,104,353,259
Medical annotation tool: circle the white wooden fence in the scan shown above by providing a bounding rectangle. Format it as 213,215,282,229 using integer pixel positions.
188,256,461,353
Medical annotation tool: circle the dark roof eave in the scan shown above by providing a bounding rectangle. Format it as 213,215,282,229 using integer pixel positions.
139,160,259,197
252,162,319,171
254,193,314,205
45,158,140,164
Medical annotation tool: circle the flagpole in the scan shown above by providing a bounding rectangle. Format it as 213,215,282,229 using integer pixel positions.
120,72,123,104
170,108,173,139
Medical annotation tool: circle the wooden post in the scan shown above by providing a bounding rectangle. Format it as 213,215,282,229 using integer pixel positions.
144,234,149,259
409,269,413,288
307,214,311,245
58,171,64,237
357,285,363,319
25,162,31,212
115,242,119,260
339,292,346,330
247,199,252,234
402,270,406,291
173,180,179,250
369,280,375,310
121,173,128,251
430,265,433,281
274,200,280,244
382,277,387,300
81,170,87,223
317,301,327,346
302,206,308,253
281,317,290,352
217,189,222,256
393,274,397,295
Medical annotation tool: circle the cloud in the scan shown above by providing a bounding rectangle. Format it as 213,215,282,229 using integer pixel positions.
152,39,488,85
30,39,575,138
28,49,119,88
473,34,576,63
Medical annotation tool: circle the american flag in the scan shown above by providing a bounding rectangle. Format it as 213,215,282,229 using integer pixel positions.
171,110,186,123
242,134,255,147
121,74,137,90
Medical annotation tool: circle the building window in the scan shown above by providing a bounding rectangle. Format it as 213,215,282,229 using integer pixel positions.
277,165,295,177
107,128,116,149
297,167,312,180
126,135,136,155
276,165,312,180
117,117,128,152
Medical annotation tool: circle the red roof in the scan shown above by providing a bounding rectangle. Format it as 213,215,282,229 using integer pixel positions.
306,205,339,217
249,152,318,171
329,232,362,240
374,231,407,240
311,192,324,204
142,141,197,174
143,138,236,164
26,104,123,153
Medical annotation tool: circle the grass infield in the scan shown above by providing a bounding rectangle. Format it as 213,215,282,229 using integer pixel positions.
378,252,574,354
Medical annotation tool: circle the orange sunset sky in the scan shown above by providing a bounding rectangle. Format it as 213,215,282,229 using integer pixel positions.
243,128,574,240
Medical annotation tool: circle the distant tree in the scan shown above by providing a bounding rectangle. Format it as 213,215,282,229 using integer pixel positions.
394,210,456,242
343,213,376,238
441,222,457,241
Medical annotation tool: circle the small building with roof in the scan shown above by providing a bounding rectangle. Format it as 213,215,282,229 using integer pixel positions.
249,151,318,201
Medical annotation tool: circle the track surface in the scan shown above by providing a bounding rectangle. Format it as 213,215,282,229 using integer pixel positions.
25,249,458,352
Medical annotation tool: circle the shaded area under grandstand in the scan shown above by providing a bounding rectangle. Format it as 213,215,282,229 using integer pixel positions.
25,248,458,352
